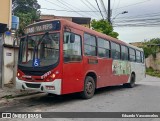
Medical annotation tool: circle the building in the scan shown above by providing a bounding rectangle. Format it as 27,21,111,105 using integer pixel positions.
0,0,19,88
129,42,144,48
40,15,91,28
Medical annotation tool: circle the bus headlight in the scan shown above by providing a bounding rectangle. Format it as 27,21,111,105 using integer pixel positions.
46,74,56,82
51,74,56,78
17,72,20,77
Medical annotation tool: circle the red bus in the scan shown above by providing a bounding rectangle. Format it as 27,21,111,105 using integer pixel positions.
16,19,145,99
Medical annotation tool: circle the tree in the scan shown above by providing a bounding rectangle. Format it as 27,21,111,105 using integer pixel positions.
12,0,41,35
91,19,119,38
141,38,160,58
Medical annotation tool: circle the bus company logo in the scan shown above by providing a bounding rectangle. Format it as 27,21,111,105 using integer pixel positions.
1,113,42,119
2,113,11,118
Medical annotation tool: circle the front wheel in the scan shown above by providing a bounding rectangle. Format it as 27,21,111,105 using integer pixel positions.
80,76,95,99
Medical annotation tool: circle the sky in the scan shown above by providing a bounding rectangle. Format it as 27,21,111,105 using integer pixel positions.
37,0,160,43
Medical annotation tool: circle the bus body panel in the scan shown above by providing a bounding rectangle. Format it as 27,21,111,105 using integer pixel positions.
61,26,84,94
129,62,146,83
62,62,84,94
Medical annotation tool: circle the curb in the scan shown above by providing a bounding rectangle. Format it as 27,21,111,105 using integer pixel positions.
0,92,43,107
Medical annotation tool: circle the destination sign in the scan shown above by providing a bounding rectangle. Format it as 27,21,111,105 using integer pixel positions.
25,21,61,34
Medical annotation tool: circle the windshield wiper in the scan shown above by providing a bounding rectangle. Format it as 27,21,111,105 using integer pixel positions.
37,32,49,46
32,32,49,64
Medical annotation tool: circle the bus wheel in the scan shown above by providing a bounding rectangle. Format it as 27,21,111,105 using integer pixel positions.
124,74,135,88
81,76,95,99
129,74,135,88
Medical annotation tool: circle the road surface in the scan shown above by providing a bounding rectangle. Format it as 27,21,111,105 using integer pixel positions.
0,75,160,121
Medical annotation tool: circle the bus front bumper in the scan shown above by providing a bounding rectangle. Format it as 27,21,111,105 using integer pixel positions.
16,77,61,95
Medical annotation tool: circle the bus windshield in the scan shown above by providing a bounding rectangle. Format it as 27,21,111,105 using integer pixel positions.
18,32,60,67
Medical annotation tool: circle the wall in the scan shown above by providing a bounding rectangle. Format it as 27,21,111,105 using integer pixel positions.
0,0,17,86
3,47,14,84
0,0,12,28
3,32,17,85
40,15,72,21
146,52,160,71
40,15,90,28
0,34,3,87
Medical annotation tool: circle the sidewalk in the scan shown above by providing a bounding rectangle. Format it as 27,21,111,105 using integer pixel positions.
0,84,38,100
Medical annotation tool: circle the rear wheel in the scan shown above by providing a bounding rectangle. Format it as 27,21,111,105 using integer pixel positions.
80,76,95,99
123,74,135,88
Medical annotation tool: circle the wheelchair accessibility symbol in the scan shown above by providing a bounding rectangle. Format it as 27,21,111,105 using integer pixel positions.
33,58,40,67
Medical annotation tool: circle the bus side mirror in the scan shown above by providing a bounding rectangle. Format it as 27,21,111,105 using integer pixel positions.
70,33,75,43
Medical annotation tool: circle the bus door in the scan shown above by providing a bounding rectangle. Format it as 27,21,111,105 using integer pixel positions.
62,28,83,94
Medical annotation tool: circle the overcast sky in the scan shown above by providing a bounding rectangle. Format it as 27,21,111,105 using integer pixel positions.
37,0,160,43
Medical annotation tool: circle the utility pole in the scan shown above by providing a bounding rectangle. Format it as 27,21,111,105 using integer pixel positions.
108,0,111,24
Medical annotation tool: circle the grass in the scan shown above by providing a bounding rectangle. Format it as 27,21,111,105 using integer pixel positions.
146,67,160,78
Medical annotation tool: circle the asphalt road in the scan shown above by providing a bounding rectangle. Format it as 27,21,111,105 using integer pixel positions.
0,75,160,121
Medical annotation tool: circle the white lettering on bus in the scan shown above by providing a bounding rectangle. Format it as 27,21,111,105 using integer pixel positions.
41,71,51,79
26,23,53,34
26,27,34,34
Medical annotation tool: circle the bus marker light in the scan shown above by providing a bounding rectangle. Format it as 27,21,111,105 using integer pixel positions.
46,86,55,90
55,71,59,74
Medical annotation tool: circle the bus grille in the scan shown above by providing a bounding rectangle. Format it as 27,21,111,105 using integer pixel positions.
23,71,45,76
25,83,41,88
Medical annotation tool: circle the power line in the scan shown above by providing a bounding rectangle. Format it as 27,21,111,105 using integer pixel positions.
114,23,160,27
113,0,151,10
112,0,116,10
112,11,160,27
80,0,97,12
59,0,97,18
80,0,100,18
115,12,160,20
113,0,120,15
86,0,99,11
95,0,104,19
45,0,69,10
41,8,104,13
55,0,85,17
113,19,160,27
99,0,108,19
45,0,83,16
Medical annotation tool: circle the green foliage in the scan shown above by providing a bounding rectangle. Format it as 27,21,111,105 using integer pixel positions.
12,0,41,35
146,67,160,78
91,19,119,38
141,38,160,58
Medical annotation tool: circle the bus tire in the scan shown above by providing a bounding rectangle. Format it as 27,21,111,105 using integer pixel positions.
80,76,95,99
124,73,135,88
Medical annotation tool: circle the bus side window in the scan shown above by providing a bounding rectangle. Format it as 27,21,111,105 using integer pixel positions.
136,50,141,63
111,42,120,59
97,38,110,58
63,32,82,62
141,51,144,63
84,33,96,56
129,48,136,62
121,45,129,61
